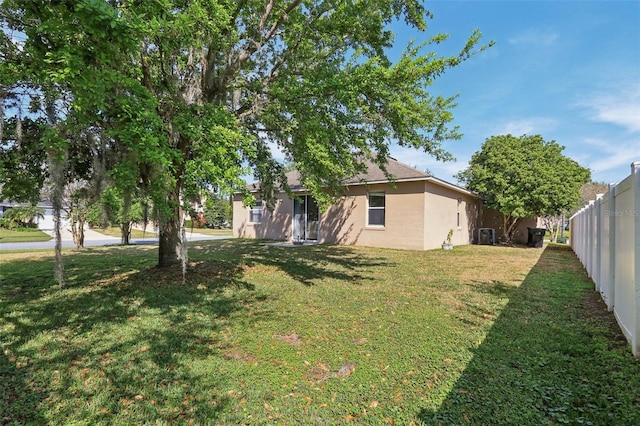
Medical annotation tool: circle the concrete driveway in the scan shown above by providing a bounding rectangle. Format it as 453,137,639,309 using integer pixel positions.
0,227,230,251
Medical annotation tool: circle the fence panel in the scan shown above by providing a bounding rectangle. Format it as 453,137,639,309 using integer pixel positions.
614,178,637,348
598,192,611,308
570,162,640,357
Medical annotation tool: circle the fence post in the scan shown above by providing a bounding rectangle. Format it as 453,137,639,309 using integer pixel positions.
587,200,598,280
580,207,585,263
607,184,616,311
594,195,602,292
632,162,640,357
584,206,588,264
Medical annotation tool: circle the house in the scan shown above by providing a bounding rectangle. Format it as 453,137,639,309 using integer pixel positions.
233,157,485,250
0,200,58,230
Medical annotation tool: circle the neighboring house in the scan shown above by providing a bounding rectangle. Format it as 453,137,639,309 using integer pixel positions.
0,200,58,230
233,157,484,251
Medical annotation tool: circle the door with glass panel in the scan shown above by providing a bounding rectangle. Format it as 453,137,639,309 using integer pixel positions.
293,195,319,241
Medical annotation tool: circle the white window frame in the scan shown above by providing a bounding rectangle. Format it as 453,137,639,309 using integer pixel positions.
249,199,263,224
367,192,385,227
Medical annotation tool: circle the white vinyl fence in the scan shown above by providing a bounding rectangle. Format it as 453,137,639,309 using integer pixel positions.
570,162,640,357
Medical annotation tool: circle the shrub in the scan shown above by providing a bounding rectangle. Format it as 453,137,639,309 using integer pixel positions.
0,217,16,229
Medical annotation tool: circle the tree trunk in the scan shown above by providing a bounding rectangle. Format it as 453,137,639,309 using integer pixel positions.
121,192,131,245
48,151,66,287
550,220,558,243
542,215,561,243
120,222,131,245
72,217,85,249
52,198,64,286
157,187,185,267
70,211,85,249
79,219,85,247
502,214,520,242
44,99,66,286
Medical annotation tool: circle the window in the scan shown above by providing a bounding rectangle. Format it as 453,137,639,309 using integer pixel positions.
367,192,385,226
457,199,461,228
249,199,263,223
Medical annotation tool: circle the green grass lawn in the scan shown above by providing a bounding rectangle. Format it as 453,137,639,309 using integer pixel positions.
0,228,52,243
91,226,158,239
185,227,233,237
1,241,638,425
92,226,232,239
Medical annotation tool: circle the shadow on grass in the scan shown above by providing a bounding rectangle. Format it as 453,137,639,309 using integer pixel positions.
418,244,640,425
0,239,390,423
191,239,392,286
0,349,48,424
0,247,245,422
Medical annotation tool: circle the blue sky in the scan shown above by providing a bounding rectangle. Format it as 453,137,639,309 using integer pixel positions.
387,0,640,185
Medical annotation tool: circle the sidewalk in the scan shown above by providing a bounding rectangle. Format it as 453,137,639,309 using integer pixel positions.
1,226,230,251
42,227,121,242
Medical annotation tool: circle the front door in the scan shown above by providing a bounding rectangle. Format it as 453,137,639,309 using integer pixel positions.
293,195,319,241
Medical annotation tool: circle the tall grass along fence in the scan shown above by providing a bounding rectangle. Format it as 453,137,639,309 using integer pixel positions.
570,162,640,357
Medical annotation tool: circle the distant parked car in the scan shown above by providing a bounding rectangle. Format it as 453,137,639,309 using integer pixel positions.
206,220,230,229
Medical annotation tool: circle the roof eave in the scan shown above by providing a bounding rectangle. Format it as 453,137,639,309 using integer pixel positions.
242,176,478,198
425,177,479,197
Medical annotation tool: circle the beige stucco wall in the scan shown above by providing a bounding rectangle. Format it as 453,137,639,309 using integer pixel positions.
423,183,480,250
233,179,482,251
233,193,294,240
320,181,428,250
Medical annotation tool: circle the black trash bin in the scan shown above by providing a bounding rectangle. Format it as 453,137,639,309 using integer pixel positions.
527,227,546,248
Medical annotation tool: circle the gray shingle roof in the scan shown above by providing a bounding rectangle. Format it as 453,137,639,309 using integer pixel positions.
346,157,431,183
283,157,430,190
247,156,474,197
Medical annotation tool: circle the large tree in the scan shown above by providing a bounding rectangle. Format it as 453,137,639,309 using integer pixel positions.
457,134,590,241
120,0,493,267
2,0,492,268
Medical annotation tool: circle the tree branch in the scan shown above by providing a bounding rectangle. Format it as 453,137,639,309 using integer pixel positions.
140,44,156,96
204,0,304,104
259,0,276,34
263,0,302,42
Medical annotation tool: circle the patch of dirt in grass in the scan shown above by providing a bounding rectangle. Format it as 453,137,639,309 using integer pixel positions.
274,333,303,346
305,361,356,385
224,348,257,362
336,362,356,378
306,361,332,385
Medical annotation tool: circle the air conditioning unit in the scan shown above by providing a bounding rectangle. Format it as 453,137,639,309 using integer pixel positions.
478,228,496,245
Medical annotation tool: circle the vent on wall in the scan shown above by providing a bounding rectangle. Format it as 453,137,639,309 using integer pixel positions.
478,228,496,245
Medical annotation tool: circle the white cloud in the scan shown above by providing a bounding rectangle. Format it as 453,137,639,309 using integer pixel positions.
508,29,558,47
578,89,640,133
589,152,638,175
494,117,559,136
579,137,640,183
